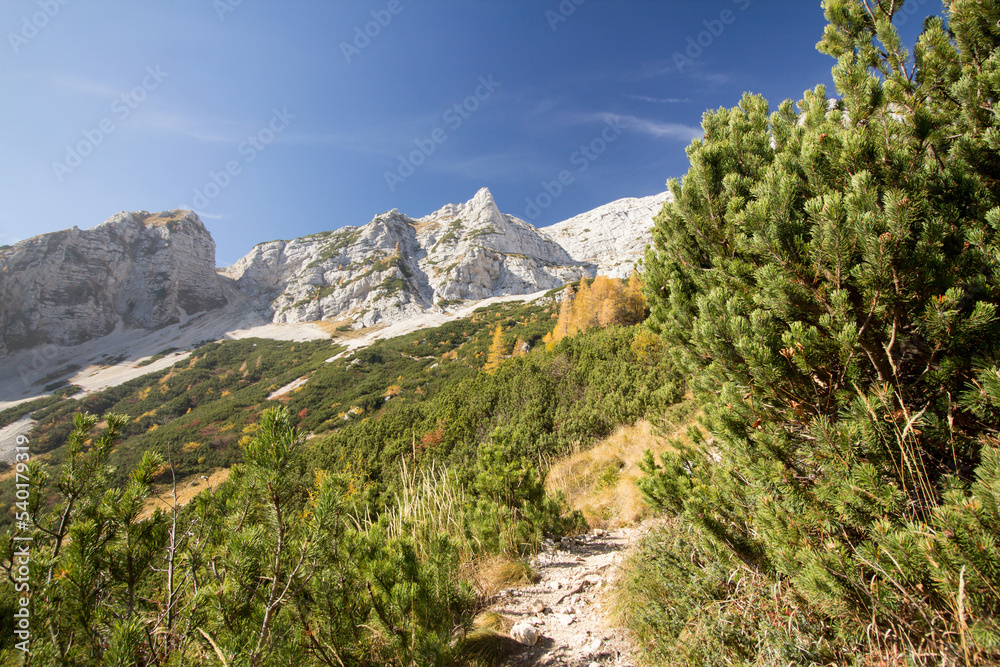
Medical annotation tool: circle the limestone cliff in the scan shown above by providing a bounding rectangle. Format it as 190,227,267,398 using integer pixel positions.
0,188,670,354
541,192,671,278
0,210,234,355
223,188,594,328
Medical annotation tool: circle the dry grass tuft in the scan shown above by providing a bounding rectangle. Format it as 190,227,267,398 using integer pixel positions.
312,317,355,338
142,210,190,227
460,627,520,666
464,555,539,598
545,412,698,529
140,467,230,520
472,610,514,633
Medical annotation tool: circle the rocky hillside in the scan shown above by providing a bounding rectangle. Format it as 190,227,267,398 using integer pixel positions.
224,188,595,328
0,188,668,355
0,210,235,355
541,191,671,278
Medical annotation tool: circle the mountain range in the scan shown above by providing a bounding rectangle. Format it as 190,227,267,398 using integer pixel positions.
0,188,668,360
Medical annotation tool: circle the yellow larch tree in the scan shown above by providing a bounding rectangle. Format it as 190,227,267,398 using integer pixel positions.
544,284,576,349
544,274,648,347
484,323,507,373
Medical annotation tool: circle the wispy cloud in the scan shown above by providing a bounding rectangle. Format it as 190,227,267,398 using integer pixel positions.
627,94,691,104
527,99,558,117
565,111,701,142
601,113,702,142
626,60,676,81
279,131,379,150
696,71,730,85
52,75,124,99
192,211,227,220
431,149,551,181
139,112,234,143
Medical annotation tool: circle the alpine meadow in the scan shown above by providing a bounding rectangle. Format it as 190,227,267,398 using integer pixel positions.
1,1,999,666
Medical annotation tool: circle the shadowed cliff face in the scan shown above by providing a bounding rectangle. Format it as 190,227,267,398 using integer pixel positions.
0,210,235,355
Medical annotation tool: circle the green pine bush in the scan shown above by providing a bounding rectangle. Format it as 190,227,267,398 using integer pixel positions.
638,0,1000,663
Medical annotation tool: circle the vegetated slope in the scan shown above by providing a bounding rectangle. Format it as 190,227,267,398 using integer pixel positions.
0,276,685,665
315,323,683,513
0,279,679,532
0,296,551,526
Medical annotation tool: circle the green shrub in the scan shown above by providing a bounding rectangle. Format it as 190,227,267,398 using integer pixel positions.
639,0,1000,663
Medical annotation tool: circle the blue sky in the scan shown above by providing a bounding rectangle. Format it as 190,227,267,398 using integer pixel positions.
0,0,935,266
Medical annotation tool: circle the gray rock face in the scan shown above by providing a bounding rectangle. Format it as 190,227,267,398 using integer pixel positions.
223,188,595,328
541,192,671,278
0,210,234,355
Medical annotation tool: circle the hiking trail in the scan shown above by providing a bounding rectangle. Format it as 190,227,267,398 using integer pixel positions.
491,524,653,667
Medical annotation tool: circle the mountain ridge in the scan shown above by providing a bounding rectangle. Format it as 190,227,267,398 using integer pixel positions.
0,188,669,356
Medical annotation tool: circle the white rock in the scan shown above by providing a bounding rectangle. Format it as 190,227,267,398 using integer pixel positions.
541,191,671,278
221,188,595,330
510,621,539,646
3,188,668,357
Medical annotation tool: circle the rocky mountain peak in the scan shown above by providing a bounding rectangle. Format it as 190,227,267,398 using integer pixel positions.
0,210,234,355
414,187,503,235
222,188,594,329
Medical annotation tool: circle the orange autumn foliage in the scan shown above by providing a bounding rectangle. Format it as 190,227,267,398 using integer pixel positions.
542,274,646,349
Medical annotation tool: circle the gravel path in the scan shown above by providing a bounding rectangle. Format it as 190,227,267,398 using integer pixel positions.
490,526,647,667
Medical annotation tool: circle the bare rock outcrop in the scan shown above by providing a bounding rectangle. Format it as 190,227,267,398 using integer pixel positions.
0,188,670,355
222,188,596,328
541,192,671,278
0,210,235,355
